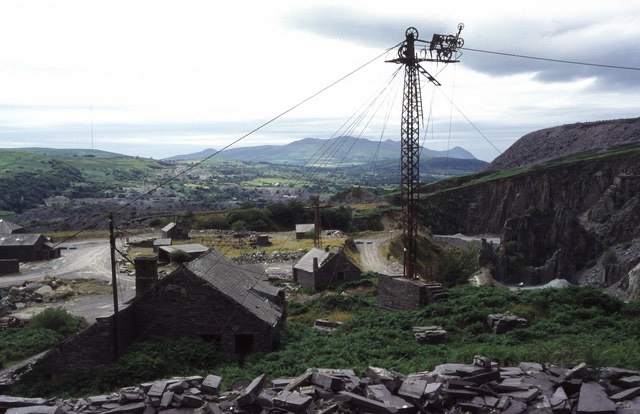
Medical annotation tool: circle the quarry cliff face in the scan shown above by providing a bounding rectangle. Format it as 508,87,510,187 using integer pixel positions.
421,148,640,295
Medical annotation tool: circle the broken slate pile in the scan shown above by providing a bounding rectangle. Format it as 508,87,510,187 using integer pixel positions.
0,278,73,321
233,250,308,266
3,357,640,414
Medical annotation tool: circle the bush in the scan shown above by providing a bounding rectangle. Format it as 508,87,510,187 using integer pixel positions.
169,249,191,263
433,246,480,287
27,307,88,337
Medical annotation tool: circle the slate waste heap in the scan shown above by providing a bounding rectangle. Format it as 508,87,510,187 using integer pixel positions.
2,356,640,414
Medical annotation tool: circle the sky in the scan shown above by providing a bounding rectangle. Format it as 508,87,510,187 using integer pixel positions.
1,1,639,162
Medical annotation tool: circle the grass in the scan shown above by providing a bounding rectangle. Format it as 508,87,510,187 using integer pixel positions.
9,283,640,397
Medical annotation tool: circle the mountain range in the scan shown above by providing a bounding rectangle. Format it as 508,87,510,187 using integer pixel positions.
163,136,479,165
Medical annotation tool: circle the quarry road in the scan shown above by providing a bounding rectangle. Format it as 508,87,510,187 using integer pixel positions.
354,238,403,276
1,239,116,287
2,239,136,323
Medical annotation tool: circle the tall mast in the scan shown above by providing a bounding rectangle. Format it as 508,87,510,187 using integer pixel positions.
387,25,464,279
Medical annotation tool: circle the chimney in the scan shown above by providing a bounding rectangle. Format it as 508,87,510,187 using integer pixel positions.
134,254,158,298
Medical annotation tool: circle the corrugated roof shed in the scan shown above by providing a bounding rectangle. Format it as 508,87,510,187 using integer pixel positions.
186,249,282,327
0,233,43,247
293,247,333,272
0,219,24,235
295,224,315,233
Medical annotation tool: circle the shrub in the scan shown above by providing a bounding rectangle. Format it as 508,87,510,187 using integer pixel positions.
433,246,480,288
27,307,88,337
169,249,191,263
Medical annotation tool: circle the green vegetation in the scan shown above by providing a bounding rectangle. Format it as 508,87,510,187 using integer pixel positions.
169,249,191,263
0,308,87,368
11,284,640,397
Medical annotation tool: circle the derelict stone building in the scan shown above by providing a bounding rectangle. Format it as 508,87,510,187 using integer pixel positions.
134,249,284,354
293,247,361,290
28,248,284,378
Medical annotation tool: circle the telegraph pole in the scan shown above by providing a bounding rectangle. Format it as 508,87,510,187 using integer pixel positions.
387,25,464,279
310,195,322,249
109,212,119,359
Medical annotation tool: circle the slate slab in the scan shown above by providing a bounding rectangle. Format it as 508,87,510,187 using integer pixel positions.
502,399,528,414
236,374,268,408
617,376,640,388
338,391,400,414
500,388,541,403
366,384,415,414
610,387,640,402
102,401,147,414
5,406,58,414
577,382,615,414
0,397,48,410
201,374,222,395
550,384,571,412
311,372,344,391
273,390,313,413
147,381,168,399
397,377,427,399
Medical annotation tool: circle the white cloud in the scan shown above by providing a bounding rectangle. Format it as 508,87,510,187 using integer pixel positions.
0,0,638,162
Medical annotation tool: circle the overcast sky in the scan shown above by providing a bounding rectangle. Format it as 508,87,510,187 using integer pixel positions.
1,1,639,162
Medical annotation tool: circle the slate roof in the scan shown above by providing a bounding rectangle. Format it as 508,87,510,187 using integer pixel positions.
185,249,283,327
0,220,24,235
160,244,208,254
161,222,176,232
293,247,333,272
0,233,43,247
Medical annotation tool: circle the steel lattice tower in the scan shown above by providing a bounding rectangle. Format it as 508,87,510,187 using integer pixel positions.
388,25,464,279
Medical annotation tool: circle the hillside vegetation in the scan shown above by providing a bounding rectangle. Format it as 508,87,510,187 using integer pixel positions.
11,283,640,397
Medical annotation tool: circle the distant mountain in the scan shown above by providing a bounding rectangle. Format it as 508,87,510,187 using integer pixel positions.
0,147,127,158
164,136,479,165
163,148,218,161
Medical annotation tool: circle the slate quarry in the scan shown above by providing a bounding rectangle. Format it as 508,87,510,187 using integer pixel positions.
2,358,640,414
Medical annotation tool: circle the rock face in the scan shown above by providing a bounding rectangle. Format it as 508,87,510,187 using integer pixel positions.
3,359,640,414
422,146,640,288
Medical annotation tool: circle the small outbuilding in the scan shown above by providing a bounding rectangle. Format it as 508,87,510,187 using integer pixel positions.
0,234,61,262
292,247,361,290
161,222,190,240
295,224,315,239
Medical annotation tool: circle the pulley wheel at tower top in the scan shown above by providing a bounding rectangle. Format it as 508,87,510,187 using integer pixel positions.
405,27,419,39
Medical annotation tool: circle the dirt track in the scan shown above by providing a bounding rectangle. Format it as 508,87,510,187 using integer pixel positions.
2,239,135,323
354,238,402,276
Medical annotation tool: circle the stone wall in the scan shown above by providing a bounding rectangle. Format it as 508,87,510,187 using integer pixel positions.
133,270,278,354
0,259,19,275
32,304,136,379
377,274,429,311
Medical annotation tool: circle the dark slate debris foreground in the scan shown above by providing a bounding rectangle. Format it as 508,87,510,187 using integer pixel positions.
2,357,640,414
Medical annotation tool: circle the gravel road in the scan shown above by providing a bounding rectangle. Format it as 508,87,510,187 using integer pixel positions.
2,238,135,323
354,238,402,276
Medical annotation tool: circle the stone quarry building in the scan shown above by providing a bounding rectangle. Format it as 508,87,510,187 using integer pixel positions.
28,248,284,378
134,249,284,354
293,247,361,290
